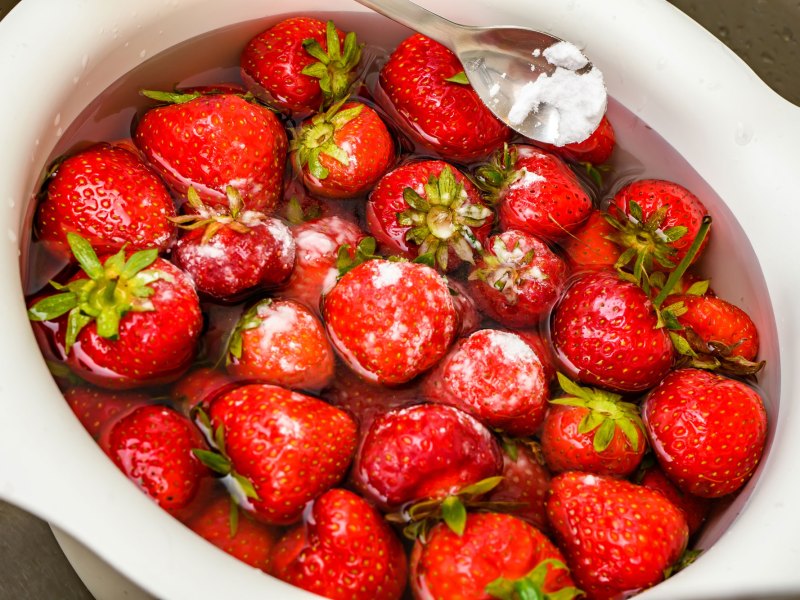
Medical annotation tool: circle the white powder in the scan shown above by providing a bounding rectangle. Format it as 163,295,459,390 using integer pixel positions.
371,261,403,289
256,302,300,353
485,330,536,363
543,40,589,70
517,167,546,187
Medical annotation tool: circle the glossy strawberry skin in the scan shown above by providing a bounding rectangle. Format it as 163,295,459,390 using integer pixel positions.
65,385,150,440
639,464,711,535
351,403,502,511
378,34,511,162
169,367,236,417
537,114,616,165
323,259,458,385
487,442,552,532
208,383,357,525
560,208,619,271
134,94,287,212
550,269,674,393
547,471,688,600
270,488,408,600
36,142,176,260
642,368,768,498
104,404,209,516
410,512,575,600
422,329,550,437
497,145,592,242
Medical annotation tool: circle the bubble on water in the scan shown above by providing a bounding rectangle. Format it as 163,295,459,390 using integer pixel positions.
735,121,755,146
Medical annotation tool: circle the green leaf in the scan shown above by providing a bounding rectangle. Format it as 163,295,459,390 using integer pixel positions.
233,473,261,500
669,331,697,357
445,71,470,84
228,497,239,538
192,449,231,475
140,89,202,104
441,495,467,536
67,233,104,280
27,292,78,321
592,418,616,452
685,279,710,296
458,476,504,497
120,248,159,279
65,308,92,354
555,372,592,403
403,188,431,212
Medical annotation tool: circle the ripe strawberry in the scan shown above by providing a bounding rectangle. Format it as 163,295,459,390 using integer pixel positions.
171,187,295,302
378,33,511,162
225,298,335,391
547,471,689,599
467,229,568,328
410,512,580,600
64,385,149,440
515,329,557,384
448,279,482,337
559,208,619,271
202,383,357,524
322,258,458,385
537,113,616,165
104,404,209,516
186,491,278,572
540,373,647,478
422,329,550,437
366,160,493,271
475,144,592,242
270,488,408,600
351,403,502,511
549,269,674,392
36,141,176,261
134,91,287,212
638,463,712,536
487,440,552,532
169,367,235,417
292,99,395,198
642,368,768,498
276,214,366,312
241,18,361,116
27,234,203,389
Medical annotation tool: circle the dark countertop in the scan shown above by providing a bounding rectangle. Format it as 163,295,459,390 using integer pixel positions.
0,1,797,599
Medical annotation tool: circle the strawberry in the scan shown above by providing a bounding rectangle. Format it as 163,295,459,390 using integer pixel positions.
422,329,550,437
410,512,580,600
540,373,647,478
225,298,335,391
186,491,278,572
559,208,619,271
104,404,209,516
276,214,366,312
467,229,568,328
169,367,235,417
27,234,203,389
36,141,176,262
291,99,395,198
547,471,689,599
133,91,287,212
270,488,408,600
201,383,357,524
549,269,674,392
474,144,592,242
322,258,458,385
638,463,712,536
171,187,295,302
515,329,557,384
642,368,768,498
487,440,552,533
64,385,149,440
365,160,493,271
350,403,502,511
448,279,482,337
536,113,616,165
378,33,511,162
241,18,361,116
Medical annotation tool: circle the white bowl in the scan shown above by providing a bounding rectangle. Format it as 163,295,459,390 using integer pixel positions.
0,0,798,598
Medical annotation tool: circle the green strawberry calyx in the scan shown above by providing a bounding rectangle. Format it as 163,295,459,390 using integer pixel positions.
486,558,584,600
551,372,645,453
171,186,267,244
472,143,522,202
301,20,363,108
27,233,169,354
397,165,492,271
224,299,272,366
468,236,542,300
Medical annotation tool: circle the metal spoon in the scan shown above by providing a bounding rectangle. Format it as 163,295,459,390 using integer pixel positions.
353,0,607,145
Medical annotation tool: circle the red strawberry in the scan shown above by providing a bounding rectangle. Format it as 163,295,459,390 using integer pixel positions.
366,160,493,271
350,403,502,511
241,18,361,116
559,208,619,271
642,368,768,498
475,144,592,242
186,491,278,572
638,463,712,536
540,373,647,478
323,258,458,385
515,329,557,384
537,113,616,165
27,235,203,389
225,298,335,391
64,385,150,440
448,279,482,337
36,141,176,260
202,383,357,524
277,214,366,312
292,99,395,198
422,329,550,437
410,512,580,600
549,269,674,392
170,367,235,417
134,92,287,212
378,33,511,162
104,404,209,516
547,471,689,599
171,187,295,302
270,488,408,600
468,229,568,328
487,440,552,532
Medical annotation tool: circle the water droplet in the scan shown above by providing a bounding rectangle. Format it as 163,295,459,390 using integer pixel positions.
734,122,755,146
761,52,775,65
53,113,61,127
139,49,148,59
8,229,17,243
718,25,730,39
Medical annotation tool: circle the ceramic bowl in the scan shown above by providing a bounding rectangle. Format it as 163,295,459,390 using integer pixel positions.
0,0,798,598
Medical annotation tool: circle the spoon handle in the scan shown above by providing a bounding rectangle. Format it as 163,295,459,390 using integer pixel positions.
351,0,462,49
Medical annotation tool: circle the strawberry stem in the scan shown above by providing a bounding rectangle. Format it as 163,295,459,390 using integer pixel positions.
653,215,712,308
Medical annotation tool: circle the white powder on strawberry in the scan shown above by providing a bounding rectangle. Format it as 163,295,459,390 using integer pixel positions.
296,229,338,261
516,167,546,187
372,261,404,289
266,218,296,264
255,302,300,353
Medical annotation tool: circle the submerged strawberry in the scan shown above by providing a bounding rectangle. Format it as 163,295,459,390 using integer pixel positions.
170,367,235,417
560,208,620,271
64,385,150,440
638,463,712,536
537,113,616,165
